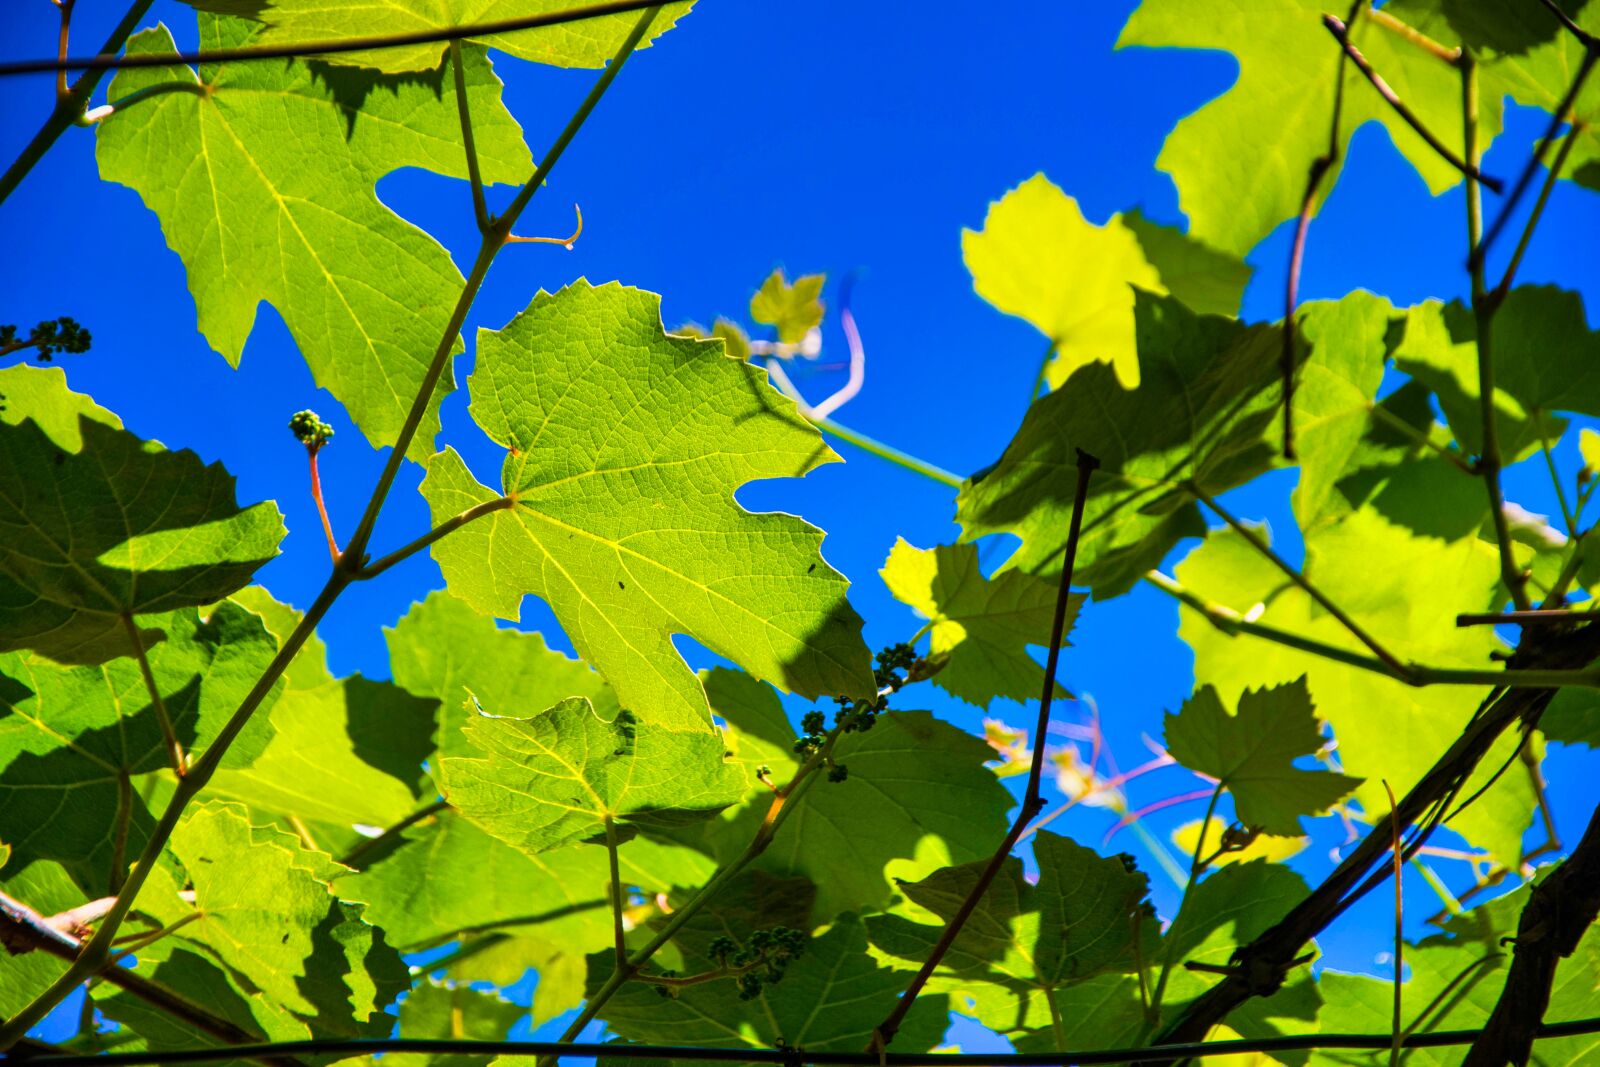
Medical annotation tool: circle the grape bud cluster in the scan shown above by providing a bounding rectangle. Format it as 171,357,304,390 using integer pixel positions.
1,317,91,362
288,409,335,451
793,645,921,784
708,925,806,1000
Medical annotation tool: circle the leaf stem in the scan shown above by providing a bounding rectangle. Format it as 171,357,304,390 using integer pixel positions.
0,0,154,206
1366,400,1475,474
1144,569,1600,689
1366,7,1462,65
1539,422,1578,538
1186,485,1412,677
1471,43,1598,274
449,39,490,233
1146,782,1223,1031
1461,55,1531,612
1494,123,1579,301
119,612,185,778
1025,337,1054,407
354,496,514,581
808,415,964,489
1282,0,1363,460
1323,15,1503,193
338,799,449,869
308,449,340,565
604,815,628,973
870,452,1099,1053
72,79,208,126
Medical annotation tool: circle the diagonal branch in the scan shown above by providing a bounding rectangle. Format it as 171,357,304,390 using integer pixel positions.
869,450,1099,1052
1322,15,1504,193
1140,619,1600,1055
1463,801,1600,1066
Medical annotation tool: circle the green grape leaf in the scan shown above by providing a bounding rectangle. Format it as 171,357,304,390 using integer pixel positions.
957,291,1281,597
178,0,693,73
386,589,616,762
95,17,534,462
1386,0,1600,190
0,368,284,665
201,588,436,833
963,174,1250,388
420,281,875,731
442,697,749,854
879,538,1077,709
1288,292,1399,531
1395,287,1598,461
1172,517,1535,864
1158,860,1313,1009
395,979,525,1067
592,915,948,1054
687,669,1012,919
1543,685,1600,749
0,604,279,893
1118,0,1496,255
867,831,1155,992
0,363,119,450
749,268,826,346
155,802,404,1024
1164,679,1361,836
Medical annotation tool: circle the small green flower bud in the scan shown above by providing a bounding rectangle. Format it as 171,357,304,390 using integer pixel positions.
288,409,335,451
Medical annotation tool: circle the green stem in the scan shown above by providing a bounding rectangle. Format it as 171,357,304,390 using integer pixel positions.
119,612,186,779
1367,400,1475,475
72,79,207,126
1462,55,1530,612
1147,783,1224,1029
1143,569,1600,690
1494,121,1579,300
1187,485,1412,678
338,799,449,870
344,7,660,566
809,415,964,489
354,497,513,581
604,815,627,973
1539,423,1578,538
0,0,155,206
449,39,490,232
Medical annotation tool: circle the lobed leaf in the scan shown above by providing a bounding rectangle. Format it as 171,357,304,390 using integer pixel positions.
421,280,875,732
95,16,533,461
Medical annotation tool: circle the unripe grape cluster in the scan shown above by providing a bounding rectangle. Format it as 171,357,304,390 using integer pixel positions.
793,644,921,787
709,925,806,1000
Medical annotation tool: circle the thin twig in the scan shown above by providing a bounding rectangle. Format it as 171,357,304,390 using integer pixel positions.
55,0,76,100
449,39,490,233
15,1021,1600,1067
338,799,449,869
119,612,186,777
1187,485,1413,677
869,451,1099,1052
1463,54,1532,612
1495,122,1580,300
0,0,671,77
1367,400,1476,474
1383,780,1403,1067
1532,0,1596,48
1457,609,1600,627
1282,0,1363,460
0,0,154,206
1323,15,1504,193
1472,44,1598,274
604,815,628,973
354,496,514,581
1367,7,1462,66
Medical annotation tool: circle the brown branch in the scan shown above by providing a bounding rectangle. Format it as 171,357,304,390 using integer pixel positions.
869,450,1099,1052
1282,0,1363,461
1323,15,1504,193
0,892,308,1067
1141,620,1600,1056
1463,802,1600,1066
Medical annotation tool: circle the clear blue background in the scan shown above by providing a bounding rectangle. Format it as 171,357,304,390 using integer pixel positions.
3,0,1599,1049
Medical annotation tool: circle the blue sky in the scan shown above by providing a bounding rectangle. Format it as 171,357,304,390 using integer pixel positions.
3,0,1599,1047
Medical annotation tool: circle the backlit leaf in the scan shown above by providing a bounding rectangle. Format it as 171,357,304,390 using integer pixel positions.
95,16,533,461
421,281,875,732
